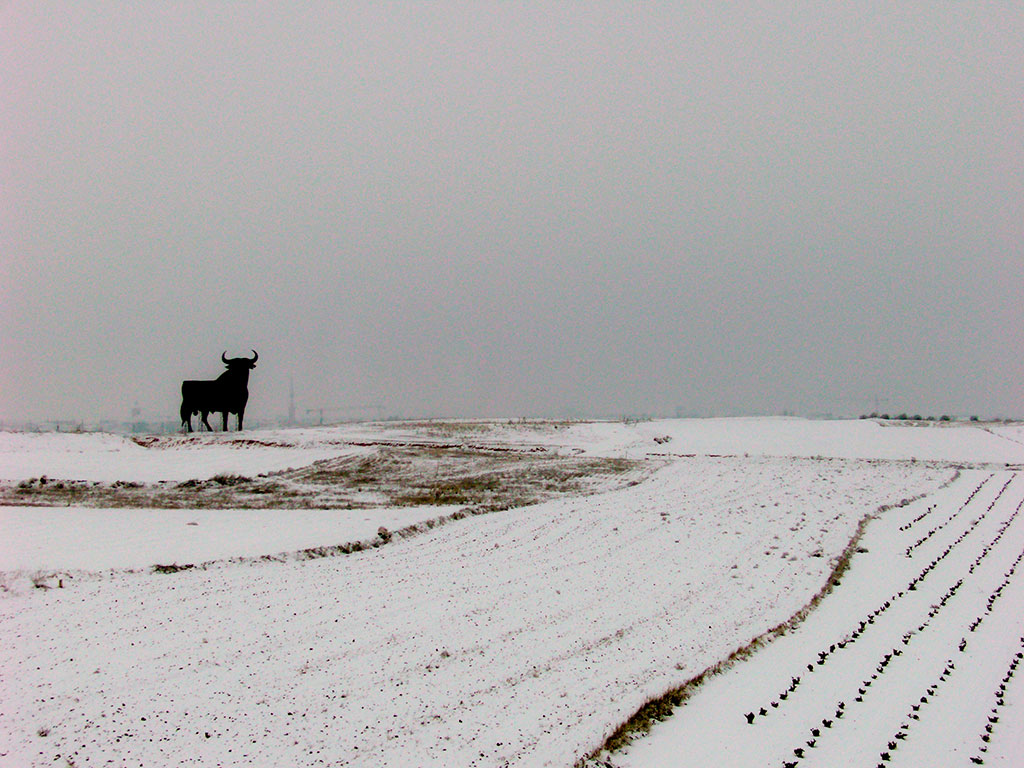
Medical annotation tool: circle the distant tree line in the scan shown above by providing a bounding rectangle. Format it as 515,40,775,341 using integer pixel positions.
859,413,1014,423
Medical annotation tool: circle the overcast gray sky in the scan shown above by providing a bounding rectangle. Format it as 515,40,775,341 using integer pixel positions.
2,2,1021,425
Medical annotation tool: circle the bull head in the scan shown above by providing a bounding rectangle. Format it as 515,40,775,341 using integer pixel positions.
222,350,258,368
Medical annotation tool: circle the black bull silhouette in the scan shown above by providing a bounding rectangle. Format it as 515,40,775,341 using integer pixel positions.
180,351,258,432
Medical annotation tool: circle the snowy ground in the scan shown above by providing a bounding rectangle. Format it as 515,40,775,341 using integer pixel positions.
0,505,461,574
1,418,1022,767
596,467,1024,767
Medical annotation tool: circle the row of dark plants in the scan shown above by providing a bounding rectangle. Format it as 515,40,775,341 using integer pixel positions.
899,475,992,533
969,638,1023,764
860,414,956,421
871,532,1023,767
747,476,1012,726
899,503,938,532
966,543,1024,634
776,478,1023,766
884,530,1024,767
905,475,1006,556
899,481,1021,646
873,656,957,767
858,414,1006,422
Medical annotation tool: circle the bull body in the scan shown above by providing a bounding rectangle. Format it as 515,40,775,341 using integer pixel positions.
180,351,258,432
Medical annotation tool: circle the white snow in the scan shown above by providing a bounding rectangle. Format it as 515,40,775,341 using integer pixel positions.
0,505,458,573
582,417,1024,463
1,418,1022,767
4,417,1018,485
0,430,363,483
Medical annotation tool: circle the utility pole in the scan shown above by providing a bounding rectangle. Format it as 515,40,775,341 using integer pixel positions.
288,377,296,426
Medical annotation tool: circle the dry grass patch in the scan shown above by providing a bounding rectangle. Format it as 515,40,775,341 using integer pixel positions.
0,445,647,514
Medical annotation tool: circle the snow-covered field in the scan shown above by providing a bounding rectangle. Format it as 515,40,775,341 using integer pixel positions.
1,418,1022,767
598,468,1024,767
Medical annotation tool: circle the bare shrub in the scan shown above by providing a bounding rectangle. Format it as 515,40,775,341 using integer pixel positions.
152,563,194,574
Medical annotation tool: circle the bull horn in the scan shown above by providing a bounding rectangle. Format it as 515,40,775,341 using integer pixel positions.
249,349,258,363
222,351,229,364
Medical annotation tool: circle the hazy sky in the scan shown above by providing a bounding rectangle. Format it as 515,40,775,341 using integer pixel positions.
2,2,1021,424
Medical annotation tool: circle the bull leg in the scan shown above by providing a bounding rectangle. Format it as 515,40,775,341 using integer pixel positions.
237,406,245,431
201,411,213,431
180,402,193,432
222,411,229,431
